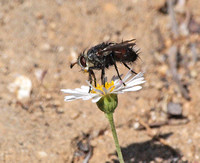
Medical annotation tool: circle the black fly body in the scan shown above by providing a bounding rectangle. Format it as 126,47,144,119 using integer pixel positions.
70,39,139,92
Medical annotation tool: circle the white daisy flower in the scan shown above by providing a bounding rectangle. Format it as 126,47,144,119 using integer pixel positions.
61,69,145,162
61,69,145,103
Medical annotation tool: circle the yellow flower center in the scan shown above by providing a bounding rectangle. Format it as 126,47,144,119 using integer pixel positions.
91,81,115,94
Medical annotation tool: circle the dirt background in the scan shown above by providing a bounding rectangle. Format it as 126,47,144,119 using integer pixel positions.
0,0,200,162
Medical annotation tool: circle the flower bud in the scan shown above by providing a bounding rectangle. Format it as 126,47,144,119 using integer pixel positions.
96,94,118,113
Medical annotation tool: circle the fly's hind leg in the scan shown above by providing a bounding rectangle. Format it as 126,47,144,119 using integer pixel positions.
111,55,126,86
122,62,137,74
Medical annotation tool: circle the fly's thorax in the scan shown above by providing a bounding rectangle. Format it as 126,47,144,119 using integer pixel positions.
86,52,104,69
88,53,94,60
102,51,110,56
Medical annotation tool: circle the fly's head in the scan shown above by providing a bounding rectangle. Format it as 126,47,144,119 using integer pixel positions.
70,51,94,73
77,52,89,72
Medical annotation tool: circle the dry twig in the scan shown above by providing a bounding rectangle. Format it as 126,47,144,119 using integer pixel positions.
168,46,190,100
167,0,179,39
138,118,170,146
167,0,190,100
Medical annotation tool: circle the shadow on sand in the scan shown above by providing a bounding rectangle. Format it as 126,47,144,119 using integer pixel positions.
110,133,184,163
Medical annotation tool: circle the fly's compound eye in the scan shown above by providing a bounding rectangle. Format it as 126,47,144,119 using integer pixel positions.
79,56,87,68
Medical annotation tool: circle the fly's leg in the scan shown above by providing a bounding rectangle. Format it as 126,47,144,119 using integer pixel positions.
113,62,126,86
122,62,137,74
101,68,105,86
90,70,97,87
111,55,126,86
88,70,93,93
88,69,96,92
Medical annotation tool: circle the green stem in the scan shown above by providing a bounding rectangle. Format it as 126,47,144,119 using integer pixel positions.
106,113,124,163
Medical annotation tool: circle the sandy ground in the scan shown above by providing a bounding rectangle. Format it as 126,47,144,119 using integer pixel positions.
0,0,200,162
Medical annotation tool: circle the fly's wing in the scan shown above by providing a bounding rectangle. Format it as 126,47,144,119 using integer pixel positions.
99,39,136,54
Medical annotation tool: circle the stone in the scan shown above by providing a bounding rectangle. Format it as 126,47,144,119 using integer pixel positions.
8,75,32,100
167,102,182,117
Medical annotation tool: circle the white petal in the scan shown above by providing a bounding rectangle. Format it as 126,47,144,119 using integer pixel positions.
122,69,132,82
126,80,146,87
102,87,107,94
61,89,74,93
121,86,142,92
92,96,101,103
112,74,123,82
64,98,77,102
113,72,145,92
64,96,81,101
126,72,144,84
114,80,124,90
111,75,118,81
82,95,93,100
114,84,143,92
126,76,144,85
75,87,89,93
61,89,82,94
81,85,90,90
61,88,90,96
112,90,124,94
64,93,94,101
64,95,75,100
108,85,115,92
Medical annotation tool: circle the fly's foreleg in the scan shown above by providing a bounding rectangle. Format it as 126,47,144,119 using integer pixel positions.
90,70,97,87
88,70,93,93
101,68,105,86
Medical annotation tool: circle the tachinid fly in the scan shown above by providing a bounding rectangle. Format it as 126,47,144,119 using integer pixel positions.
70,39,139,91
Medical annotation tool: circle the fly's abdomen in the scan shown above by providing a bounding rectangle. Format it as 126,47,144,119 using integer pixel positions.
114,48,138,63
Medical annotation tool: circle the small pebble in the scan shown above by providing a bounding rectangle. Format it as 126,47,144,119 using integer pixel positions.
50,22,56,30
167,102,182,117
103,3,118,14
55,0,63,5
150,111,157,121
35,12,44,19
41,43,51,51
187,139,192,144
53,100,61,107
37,151,47,158
133,122,140,130
174,0,186,14
8,75,32,100
158,65,168,77
154,81,163,89
179,22,189,36
70,111,80,120
58,46,64,53
34,68,44,82
90,139,97,146
45,93,52,100
190,70,197,78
